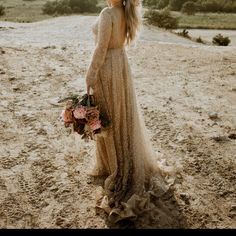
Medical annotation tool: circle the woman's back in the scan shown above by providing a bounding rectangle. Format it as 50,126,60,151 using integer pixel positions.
93,6,126,49
109,6,126,49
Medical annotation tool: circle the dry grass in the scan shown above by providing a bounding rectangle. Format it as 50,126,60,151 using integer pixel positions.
0,0,51,22
173,11,236,30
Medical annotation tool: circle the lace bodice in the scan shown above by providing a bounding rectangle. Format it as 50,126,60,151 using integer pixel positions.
86,7,126,88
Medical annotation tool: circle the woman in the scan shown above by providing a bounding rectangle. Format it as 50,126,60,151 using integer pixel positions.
86,0,174,223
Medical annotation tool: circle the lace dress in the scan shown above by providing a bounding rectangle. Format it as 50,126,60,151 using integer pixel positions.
86,6,174,224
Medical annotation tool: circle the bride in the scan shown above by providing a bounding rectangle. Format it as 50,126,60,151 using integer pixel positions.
85,0,174,224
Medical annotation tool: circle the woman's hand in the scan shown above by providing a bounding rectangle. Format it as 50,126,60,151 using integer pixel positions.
86,82,91,96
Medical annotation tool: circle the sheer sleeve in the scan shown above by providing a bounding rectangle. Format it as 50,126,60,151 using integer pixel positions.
86,8,112,88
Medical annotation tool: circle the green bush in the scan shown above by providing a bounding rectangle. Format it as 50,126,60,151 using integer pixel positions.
144,9,179,29
181,1,197,15
143,0,170,9
42,0,100,15
69,0,99,13
212,34,231,46
148,0,236,13
0,5,5,16
143,0,159,8
222,1,236,13
169,0,190,11
42,1,57,15
157,0,170,9
196,0,236,13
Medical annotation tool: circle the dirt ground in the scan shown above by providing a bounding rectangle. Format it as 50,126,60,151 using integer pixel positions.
0,15,236,229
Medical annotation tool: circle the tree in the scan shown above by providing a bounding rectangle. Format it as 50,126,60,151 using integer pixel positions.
181,1,197,15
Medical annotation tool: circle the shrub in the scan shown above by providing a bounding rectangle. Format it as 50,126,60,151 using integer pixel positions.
69,0,99,13
157,0,170,9
196,36,204,43
177,29,191,38
0,5,5,16
144,9,179,29
181,1,197,15
169,0,189,11
222,1,236,13
212,34,231,46
143,0,159,8
42,0,100,15
199,1,221,12
195,0,236,13
42,1,57,15
144,0,236,13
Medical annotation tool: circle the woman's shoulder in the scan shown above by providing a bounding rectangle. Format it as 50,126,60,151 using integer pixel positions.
99,7,112,17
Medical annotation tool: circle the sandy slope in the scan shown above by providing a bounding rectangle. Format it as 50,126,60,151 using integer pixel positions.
0,15,236,228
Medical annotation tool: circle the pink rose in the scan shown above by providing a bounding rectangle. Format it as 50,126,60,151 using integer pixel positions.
73,106,87,119
86,107,100,123
89,120,101,131
61,109,73,123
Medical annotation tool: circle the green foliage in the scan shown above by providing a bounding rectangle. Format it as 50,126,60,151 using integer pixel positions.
145,0,236,13
42,1,57,15
143,0,170,9
42,0,100,15
212,34,231,46
196,0,236,13
69,0,100,13
0,5,5,16
143,0,159,8
181,1,197,15
144,9,179,29
157,0,170,9
169,0,190,11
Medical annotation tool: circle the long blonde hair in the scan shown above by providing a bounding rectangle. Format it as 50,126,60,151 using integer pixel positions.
124,0,142,45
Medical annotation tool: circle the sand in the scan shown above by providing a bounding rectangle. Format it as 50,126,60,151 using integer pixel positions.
0,15,236,228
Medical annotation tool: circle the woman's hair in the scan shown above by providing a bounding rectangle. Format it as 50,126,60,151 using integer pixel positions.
124,0,142,45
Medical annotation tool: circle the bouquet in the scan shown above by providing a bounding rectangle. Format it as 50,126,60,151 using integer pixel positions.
59,94,110,141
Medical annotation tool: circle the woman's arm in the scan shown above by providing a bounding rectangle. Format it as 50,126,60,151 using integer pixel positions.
86,8,112,91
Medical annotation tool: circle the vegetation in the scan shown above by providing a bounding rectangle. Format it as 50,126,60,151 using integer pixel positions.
143,0,236,30
143,0,236,13
181,1,197,15
212,34,231,46
144,9,179,29
0,5,5,16
42,0,101,15
196,36,204,43
177,29,191,38
175,12,236,30
0,0,235,30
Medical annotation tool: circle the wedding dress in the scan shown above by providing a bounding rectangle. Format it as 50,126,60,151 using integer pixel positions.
86,5,174,224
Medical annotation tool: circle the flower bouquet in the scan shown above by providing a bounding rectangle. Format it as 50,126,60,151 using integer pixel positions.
59,94,110,141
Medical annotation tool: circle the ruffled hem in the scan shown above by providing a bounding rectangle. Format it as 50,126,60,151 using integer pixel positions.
94,170,176,225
